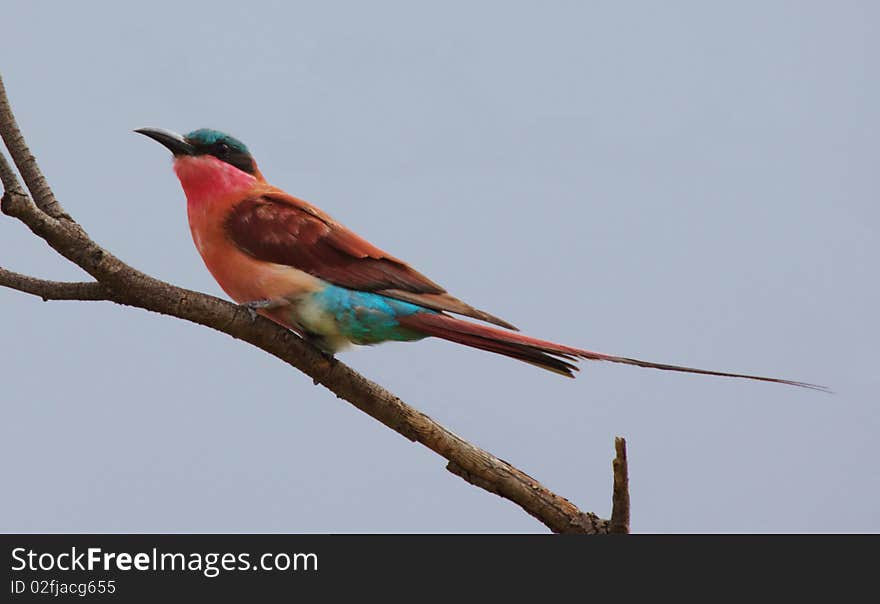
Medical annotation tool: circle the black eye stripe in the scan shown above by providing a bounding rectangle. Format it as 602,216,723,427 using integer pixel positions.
199,143,256,175
184,137,255,175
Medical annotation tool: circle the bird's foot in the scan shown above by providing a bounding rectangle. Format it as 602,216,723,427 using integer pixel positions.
239,298,287,322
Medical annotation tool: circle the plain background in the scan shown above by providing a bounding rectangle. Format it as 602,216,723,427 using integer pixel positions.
1,1,876,532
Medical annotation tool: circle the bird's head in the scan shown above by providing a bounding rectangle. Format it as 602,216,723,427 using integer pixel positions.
136,127,265,201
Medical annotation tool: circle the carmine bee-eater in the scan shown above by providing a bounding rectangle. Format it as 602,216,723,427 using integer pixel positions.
136,127,822,389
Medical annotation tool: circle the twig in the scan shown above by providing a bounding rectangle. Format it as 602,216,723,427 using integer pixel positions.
0,268,110,301
610,437,630,534
0,77,64,218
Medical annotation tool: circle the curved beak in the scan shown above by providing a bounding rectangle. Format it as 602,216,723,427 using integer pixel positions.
135,127,195,156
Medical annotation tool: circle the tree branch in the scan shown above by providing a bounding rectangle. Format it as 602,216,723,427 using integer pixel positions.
0,76,65,219
610,437,630,534
0,74,629,534
0,268,111,301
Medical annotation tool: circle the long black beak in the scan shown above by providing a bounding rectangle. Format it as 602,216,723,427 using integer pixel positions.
135,127,196,156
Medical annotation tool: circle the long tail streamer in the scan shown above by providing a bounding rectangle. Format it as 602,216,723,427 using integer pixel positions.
399,313,827,390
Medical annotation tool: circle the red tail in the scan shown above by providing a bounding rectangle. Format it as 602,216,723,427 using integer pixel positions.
398,313,826,390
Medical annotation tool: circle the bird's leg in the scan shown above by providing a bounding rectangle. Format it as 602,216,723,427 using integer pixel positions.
239,297,290,322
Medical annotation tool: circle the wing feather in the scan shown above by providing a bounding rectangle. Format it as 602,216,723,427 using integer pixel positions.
224,192,517,329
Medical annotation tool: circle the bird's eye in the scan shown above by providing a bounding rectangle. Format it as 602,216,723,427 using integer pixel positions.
215,142,230,155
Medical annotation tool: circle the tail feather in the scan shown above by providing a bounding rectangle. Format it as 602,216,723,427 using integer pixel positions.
399,313,827,390
409,320,579,377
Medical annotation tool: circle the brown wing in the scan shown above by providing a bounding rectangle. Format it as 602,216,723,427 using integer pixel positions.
224,192,517,329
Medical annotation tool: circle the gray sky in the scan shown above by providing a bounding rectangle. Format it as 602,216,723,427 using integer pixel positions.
1,1,876,532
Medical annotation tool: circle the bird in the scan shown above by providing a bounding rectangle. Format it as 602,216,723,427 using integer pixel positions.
136,127,823,389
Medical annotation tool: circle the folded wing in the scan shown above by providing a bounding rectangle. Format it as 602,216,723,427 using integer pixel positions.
224,191,517,330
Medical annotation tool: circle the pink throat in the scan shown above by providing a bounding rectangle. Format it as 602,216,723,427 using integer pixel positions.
173,155,257,205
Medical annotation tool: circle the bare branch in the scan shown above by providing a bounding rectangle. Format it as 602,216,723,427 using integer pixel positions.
446,460,607,533
0,145,33,220
610,437,630,534
0,76,65,218
0,267,110,301
0,74,630,533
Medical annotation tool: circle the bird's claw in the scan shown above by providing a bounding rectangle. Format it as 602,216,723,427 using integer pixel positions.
240,299,275,322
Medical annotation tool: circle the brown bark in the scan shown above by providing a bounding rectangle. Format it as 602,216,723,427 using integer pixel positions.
610,437,630,534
